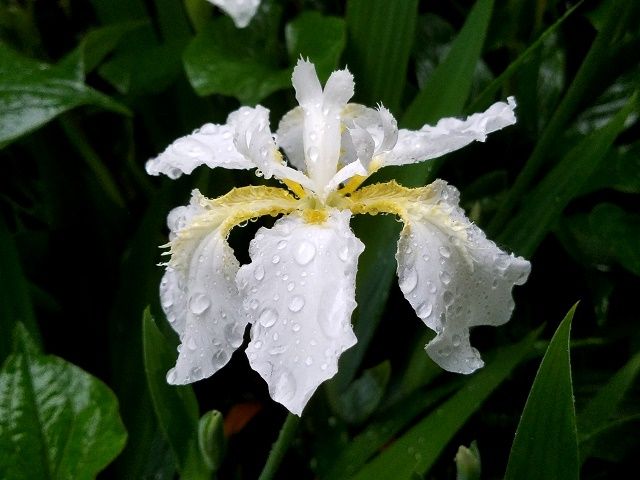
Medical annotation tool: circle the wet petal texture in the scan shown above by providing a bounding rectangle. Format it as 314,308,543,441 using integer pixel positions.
161,187,299,385
379,97,517,168
236,210,364,415
146,122,253,179
207,0,261,28
395,180,530,373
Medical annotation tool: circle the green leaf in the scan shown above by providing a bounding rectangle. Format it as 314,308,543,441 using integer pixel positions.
0,324,127,480
345,0,419,112
183,6,290,104
285,12,346,83
582,141,640,194
402,0,494,127
142,308,211,479
0,45,129,147
0,217,40,363
334,361,391,424
351,329,539,480
500,93,638,257
323,383,456,479
504,304,579,480
578,352,640,461
198,410,226,472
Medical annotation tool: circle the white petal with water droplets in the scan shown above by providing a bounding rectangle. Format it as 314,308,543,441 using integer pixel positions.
160,192,249,385
146,122,254,178
236,210,364,415
291,59,355,195
395,180,530,374
207,0,261,28
380,97,517,167
230,106,314,190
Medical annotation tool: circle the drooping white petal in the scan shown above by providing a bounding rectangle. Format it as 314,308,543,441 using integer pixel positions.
395,180,530,374
230,106,314,190
236,210,364,415
207,0,261,28
291,59,355,194
145,123,254,179
380,97,517,168
160,191,247,385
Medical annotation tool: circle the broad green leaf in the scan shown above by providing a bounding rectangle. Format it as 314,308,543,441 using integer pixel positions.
0,45,129,147
183,6,290,104
334,361,391,425
351,329,539,480
345,0,418,112
323,383,457,479
143,308,211,479
582,141,640,195
504,305,579,480
578,352,640,461
402,0,494,127
0,324,127,480
500,93,638,257
333,0,495,395
0,217,40,363
285,12,346,83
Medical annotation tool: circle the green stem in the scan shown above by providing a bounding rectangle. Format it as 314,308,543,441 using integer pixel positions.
258,413,300,480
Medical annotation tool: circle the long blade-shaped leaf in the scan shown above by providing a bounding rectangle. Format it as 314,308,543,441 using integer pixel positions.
499,92,637,256
351,329,539,480
143,308,211,479
504,304,579,480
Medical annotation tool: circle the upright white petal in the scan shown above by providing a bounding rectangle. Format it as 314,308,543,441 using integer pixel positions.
160,191,247,384
395,180,530,374
275,106,306,172
231,106,314,191
236,210,364,415
292,60,355,194
146,123,254,179
207,0,261,28
380,97,517,168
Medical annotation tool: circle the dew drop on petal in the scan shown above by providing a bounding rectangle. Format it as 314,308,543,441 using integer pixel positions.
258,308,278,328
439,270,451,285
305,356,313,366
292,323,301,332
269,345,287,355
416,302,433,319
254,340,263,350
254,265,265,281
213,350,229,368
288,295,305,312
272,255,281,264
399,267,418,294
307,146,319,162
287,282,295,292
443,290,454,306
452,334,461,347
293,241,316,266
186,337,197,351
189,293,210,315
277,239,288,250
439,245,451,258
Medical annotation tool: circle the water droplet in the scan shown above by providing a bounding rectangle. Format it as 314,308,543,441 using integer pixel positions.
305,356,313,366
426,281,437,293
338,245,349,261
277,239,288,250
288,295,305,312
274,371,296,401
249,299,259,310
287,282,295,291
292,323,301,332
422,253,430,262
213,350,229,367
452,334,461,347
254,340,263,350
258,308,278,328
272,332,279,341
166,368,177,383
416,302,433,318
307,146,319,162
269,345,287,355
439,245,451,258
293,241,316,266
399,267,418,293
224,323,243,348
254,265,265,281
320,363,328,370
186,337,197,350
189,293,210,315
443,290,454,306
491,278,499,289
272,255,280,264
439,270,451,285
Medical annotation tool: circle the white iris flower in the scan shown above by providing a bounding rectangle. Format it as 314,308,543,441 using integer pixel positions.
147,60,530,415
206,0,261,28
